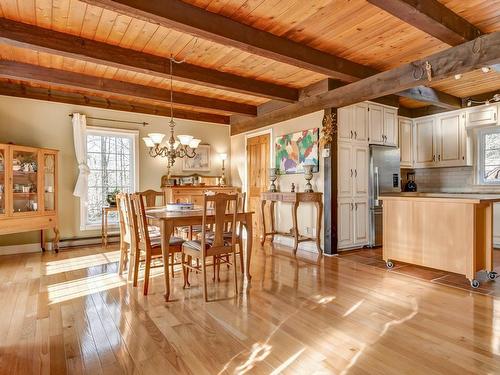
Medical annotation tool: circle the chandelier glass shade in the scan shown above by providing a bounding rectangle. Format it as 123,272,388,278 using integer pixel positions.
142,57,201,167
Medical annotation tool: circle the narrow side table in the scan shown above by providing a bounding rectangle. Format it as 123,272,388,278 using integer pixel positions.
101,206,118,248
260,192,323,257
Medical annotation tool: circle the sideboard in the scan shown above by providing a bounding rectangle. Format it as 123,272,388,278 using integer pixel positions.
163,186,239,205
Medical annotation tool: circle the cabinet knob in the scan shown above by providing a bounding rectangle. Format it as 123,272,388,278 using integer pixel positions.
354,203,358,210
350,130,353,139
350,169,353,177
354,169,357,177
354,131,357,139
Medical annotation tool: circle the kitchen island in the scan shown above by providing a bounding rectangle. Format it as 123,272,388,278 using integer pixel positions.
380,193,500,288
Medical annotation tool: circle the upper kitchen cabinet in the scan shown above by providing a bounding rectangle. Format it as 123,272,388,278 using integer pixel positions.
399,118,413,168
383,108,398,146
368,104,384,144
436,112,470,167
352,103,369,143
368,103,398,146
337,106,353,142
411,111,471,169
466,103,498,129
337,104,368,143
414,117,436,168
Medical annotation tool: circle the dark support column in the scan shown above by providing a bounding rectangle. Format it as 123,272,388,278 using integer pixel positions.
323,107,338,255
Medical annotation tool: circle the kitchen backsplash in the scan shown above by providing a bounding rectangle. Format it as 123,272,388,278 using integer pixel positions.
401,166,500,193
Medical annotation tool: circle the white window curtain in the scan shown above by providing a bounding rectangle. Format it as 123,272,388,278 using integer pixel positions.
72,113,90,201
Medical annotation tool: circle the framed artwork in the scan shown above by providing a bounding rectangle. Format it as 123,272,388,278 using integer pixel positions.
275,128,319,174
183,144,211,171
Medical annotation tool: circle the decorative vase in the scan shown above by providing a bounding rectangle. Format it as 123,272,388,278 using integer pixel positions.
269,168,278,192
303,164,314,193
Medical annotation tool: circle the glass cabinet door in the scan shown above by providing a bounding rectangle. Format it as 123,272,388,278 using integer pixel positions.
11,147,39,214
43,152,56,212
0,146,5,215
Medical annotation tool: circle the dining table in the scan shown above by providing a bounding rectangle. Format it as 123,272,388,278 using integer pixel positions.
146,207,254,301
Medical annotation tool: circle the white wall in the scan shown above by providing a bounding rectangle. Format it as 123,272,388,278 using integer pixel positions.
231,111,325,246
0,95,231,245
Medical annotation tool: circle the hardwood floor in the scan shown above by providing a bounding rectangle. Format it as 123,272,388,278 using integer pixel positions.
1,242,500,374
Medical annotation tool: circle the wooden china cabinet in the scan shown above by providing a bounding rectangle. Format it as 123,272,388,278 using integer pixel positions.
0,143,59,252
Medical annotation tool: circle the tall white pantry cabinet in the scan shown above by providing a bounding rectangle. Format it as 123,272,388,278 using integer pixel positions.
337,102,398,250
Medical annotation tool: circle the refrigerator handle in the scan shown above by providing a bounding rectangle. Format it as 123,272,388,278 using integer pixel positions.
374,168,380,205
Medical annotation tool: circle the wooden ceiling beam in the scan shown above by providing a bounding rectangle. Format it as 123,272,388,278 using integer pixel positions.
398,86,462,109
80,0,378,82
0,18,298,102
0,81,230,124
366,0,482,46
231,32,500,135
78,0,460,109
0,60,257,116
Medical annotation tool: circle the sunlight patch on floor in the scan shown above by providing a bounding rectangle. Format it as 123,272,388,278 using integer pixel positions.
343,299,365,317
269,348,305,375
47,272,126,304
44,251,121,275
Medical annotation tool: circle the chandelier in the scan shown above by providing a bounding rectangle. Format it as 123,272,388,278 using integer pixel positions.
142,56,201,168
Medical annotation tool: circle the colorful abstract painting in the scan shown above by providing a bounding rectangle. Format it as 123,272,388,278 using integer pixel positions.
275,128,319,174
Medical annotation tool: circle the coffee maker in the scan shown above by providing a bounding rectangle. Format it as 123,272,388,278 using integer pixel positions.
404,172,417,192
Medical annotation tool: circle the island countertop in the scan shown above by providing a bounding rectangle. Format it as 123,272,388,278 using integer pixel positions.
379,192,500,203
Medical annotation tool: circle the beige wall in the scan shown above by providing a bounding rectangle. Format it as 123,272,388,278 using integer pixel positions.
231,111,325,244
0,95,231,245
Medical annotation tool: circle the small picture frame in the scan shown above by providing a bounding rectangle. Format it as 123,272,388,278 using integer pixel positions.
183,144,211,171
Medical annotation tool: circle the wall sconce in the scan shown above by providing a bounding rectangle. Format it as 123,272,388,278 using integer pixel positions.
219,153,227,186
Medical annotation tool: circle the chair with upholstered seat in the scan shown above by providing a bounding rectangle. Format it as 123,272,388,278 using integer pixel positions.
129,193,184,295
181,193,239,302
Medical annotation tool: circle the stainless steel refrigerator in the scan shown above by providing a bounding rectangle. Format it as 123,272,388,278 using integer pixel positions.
368,145,401,247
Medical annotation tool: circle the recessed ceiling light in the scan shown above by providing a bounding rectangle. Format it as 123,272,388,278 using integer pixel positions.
481,66,491,73
454,74,462,80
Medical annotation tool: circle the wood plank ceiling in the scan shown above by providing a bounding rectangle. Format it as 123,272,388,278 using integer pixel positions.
0,0,498,127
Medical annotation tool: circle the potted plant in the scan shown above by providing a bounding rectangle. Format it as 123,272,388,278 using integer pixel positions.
106,188,121,207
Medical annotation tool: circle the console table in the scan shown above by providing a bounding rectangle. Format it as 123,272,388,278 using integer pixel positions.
260,192,323,257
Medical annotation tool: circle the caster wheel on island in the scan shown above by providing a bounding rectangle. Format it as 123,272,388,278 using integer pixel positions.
488,271,498,281
470,279,480,289
386,260,394,269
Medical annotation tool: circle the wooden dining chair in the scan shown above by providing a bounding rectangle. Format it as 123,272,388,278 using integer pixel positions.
181,193,239,302
138,189,166,208
129,193,184,295
207,192,246,279
116,192,132,276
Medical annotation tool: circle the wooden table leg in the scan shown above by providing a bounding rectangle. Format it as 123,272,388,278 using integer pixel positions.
53,227,60,253
315,201,323,261
269,201,275,243
104,210,108,248
245,213,253,280
101,208,105,247
292,201,299,253
260,199,266,246
160,220,173,301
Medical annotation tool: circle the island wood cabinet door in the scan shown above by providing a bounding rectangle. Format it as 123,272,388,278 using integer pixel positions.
353,145,368,197
368,104,384,144
383,108,398,146
338,142,353,198
436,112,466,167
338,198,354,248
352,103,369,142
414,117,436,168
399,118,413,168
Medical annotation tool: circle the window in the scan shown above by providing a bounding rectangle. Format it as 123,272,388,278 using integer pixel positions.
477,127,500,185
81,127,138,230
